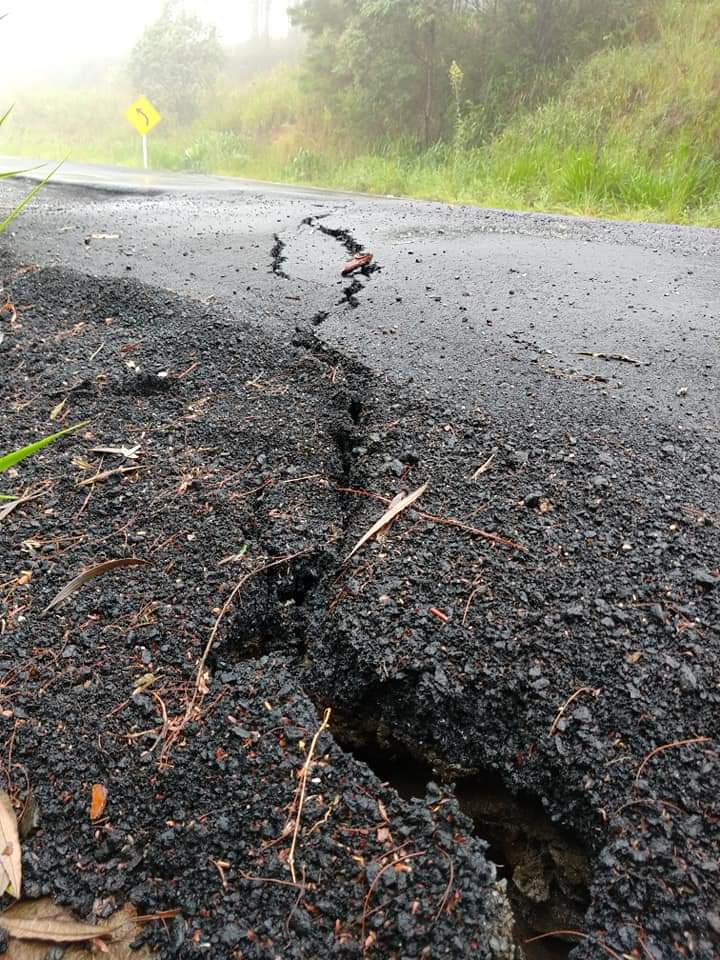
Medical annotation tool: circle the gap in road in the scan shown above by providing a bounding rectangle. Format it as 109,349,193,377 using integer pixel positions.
271,215,381,317
219,339,593,960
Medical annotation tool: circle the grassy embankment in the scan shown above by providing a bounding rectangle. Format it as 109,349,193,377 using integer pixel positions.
3,0,719,225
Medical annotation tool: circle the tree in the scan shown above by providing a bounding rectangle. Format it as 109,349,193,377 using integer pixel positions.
251,0,273,43
290,0,648,147
129,1,223,124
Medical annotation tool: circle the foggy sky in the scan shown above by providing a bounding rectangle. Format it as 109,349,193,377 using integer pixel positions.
2,1,291,86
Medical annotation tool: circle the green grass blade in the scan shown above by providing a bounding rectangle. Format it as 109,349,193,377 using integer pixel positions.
0,421,87,474
0,104,13,127
0,164,50,180
0,158,64,234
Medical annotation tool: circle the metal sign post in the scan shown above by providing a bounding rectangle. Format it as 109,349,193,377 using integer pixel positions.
142,134,148,170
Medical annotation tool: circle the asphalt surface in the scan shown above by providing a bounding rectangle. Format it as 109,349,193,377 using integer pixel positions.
2,161,718,437
1,164,719,959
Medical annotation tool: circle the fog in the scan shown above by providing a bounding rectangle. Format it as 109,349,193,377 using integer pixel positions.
2,0,291,87
0,0,703,228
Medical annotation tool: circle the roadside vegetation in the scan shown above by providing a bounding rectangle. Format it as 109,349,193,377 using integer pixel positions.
3,0,719,225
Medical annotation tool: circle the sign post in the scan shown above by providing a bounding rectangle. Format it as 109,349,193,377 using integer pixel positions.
124,96,162,170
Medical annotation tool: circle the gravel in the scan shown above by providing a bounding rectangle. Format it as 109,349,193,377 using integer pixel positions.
0,258,718,959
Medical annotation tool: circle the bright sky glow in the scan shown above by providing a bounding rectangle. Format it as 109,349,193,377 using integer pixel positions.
2,1,290,85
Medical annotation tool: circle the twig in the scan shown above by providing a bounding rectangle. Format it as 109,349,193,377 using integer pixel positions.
78,465,141,487
239,871,304,889
461,578,486,626
134,910,181,924
549,686,600,736
76,483,95,519
337,486,523,551
361,850,426,953
285,865,306,934
159,549,312,765
415,509,523,550
306,794,340,836
143,690,170,755
471,451,496,480
288,708,331,883
433,845,455,921
174,361,199,380
335,486,389,505
612,797,685,818
634,736,711,786
524,930,624,960
280,474,323,485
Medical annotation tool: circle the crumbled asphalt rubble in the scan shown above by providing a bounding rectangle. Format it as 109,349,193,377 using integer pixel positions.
0,262,718,959
0,264,516,959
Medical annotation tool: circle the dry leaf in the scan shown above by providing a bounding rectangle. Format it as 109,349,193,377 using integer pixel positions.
376,826,392,844
341,252,373,276
89,784,108,821
626,651,642,664
49,399,66,421
0,899,156,959
375,491,405,542
17,791,40,840
577,351,649,366
43,558,149,614
0,912,112,943
132,673,156,696
78,465,140,487
90,445,141,461
0,790,22,898
346,483,428,561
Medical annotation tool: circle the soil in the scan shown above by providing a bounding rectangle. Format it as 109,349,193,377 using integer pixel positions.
0,256,718,960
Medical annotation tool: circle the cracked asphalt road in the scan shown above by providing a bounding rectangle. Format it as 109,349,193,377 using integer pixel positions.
2,163,720,959
2,163,718,437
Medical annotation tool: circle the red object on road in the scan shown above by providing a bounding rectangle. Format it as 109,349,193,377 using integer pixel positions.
341,252,373,276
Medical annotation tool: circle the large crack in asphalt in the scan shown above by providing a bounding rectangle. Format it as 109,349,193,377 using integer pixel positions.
343,739,590,960
218,312,719,959
270,233,289,278
3,257,718,960
219,336,590,959
271,216,380,316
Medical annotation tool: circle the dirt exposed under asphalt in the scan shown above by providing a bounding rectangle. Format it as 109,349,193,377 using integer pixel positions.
0,256,718,960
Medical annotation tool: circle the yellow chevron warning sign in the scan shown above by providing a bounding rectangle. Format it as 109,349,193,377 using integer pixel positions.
124,96,161,136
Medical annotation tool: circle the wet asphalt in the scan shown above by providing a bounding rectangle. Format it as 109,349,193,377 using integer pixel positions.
2,167,718,438
2,166,719,959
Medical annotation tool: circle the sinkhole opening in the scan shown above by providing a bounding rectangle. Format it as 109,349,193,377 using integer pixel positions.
343,739,591,960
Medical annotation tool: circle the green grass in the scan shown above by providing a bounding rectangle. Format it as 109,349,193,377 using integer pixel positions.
3,0,719,225
0,422,87,500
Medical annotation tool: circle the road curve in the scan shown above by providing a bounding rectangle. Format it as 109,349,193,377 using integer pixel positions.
0,154,374,198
